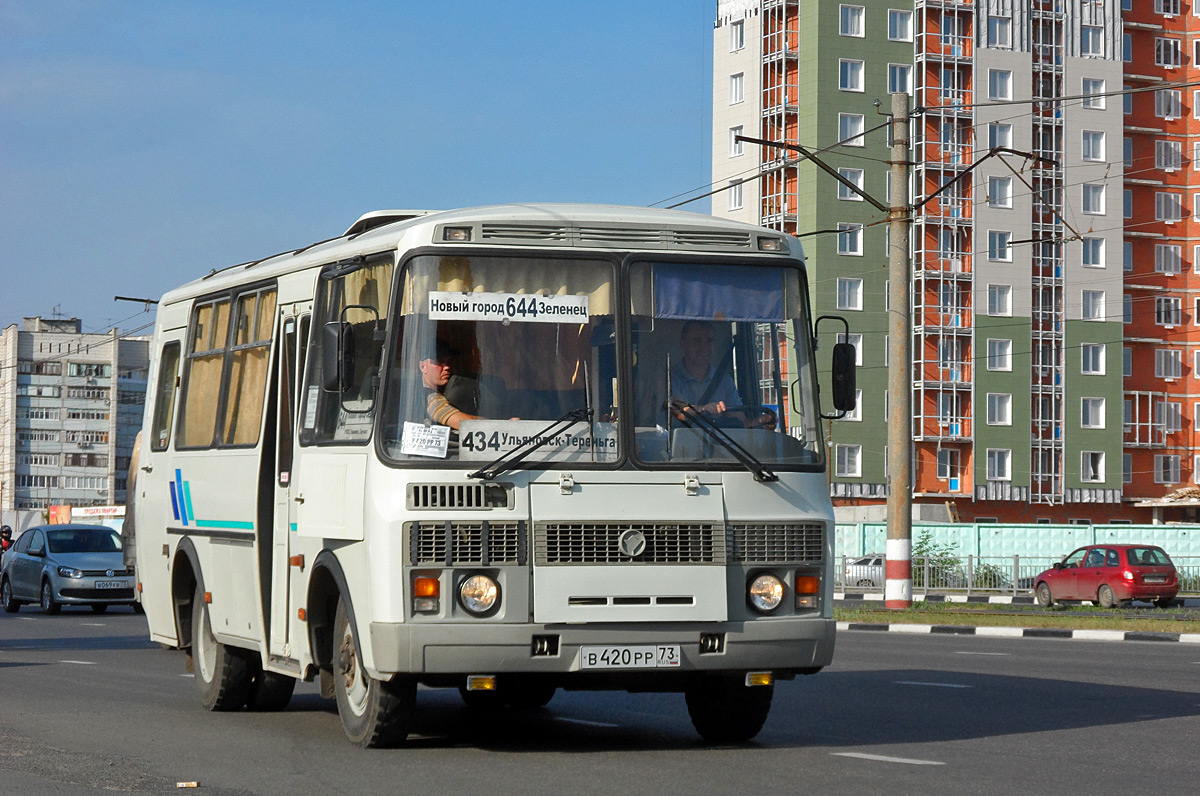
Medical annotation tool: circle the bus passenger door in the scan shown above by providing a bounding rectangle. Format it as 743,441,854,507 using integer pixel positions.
269,308,308,656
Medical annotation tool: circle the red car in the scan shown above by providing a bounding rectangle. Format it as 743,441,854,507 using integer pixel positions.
1034,544,1178,609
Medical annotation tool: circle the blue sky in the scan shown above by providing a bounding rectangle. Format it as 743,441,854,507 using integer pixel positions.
0,1,714,334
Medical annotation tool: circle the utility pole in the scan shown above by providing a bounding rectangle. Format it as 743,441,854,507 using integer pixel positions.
886,91,913,610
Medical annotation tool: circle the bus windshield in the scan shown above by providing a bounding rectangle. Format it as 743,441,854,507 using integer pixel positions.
629,260,822,467
381,254,618,464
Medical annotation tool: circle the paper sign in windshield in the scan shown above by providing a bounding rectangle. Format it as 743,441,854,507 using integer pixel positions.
429,291,589,323
401,422,451,458
456,420,618,462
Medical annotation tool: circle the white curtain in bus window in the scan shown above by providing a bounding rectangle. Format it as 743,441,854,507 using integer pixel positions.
180,299,230,447
400,256,612,317
223,289,277,445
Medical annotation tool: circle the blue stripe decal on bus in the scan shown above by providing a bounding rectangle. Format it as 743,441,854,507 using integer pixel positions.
168,481,181,522
193,519,256,531
289,523,297,532
183,480,196,525
175,469,188,526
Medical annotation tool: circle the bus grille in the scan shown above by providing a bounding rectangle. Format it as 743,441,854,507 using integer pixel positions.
534,522,725,565
407,483,510,510
726,523,824,563
407,521,525,566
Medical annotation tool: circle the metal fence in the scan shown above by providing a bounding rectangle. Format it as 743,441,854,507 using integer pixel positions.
834,554,1200,597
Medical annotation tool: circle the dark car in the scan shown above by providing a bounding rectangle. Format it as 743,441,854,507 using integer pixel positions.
1033,544,1178,609
1,524,135,614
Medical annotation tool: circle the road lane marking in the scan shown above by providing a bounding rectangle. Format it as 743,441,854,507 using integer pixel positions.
60,660,97,665
954,651,1009,656
180,673,195,678
82,623,106,627
895,681,972,688
554,717,620,728
833,752,946,766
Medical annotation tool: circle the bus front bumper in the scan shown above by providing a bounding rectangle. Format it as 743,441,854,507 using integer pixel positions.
367,617,835,682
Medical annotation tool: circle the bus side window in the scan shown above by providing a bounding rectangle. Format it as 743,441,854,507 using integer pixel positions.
150,342,181,451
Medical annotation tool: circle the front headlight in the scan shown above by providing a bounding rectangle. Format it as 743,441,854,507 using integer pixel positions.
58,566,84,579
748,573,785,613
458,574,500,615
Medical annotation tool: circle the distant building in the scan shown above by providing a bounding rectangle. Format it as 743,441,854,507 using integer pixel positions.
712,1,1130,522
0,317,148,530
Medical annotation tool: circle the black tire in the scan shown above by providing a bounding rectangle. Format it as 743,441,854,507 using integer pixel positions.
91,604,108,614
333,598,415,748
856,579,874,588
40,581,61,615
1,578,22,613
132,601,145,614
685,676,773,744
1097,584,1117,610
1035,582,1053,607
190,585,253,711
246,667,297,712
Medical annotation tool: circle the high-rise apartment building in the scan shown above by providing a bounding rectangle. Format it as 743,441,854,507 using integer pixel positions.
0,317,148,529
713,1,1131,522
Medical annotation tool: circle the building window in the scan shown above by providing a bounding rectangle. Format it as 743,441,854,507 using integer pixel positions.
1124,189,1133,220
1124,294,1133,324
1156,296,1182,325
887,64,912,95
1124,454,1133,484
1081,26,1103,57
1156,400,1182,432
1082,237,1104,268
729,126,743,157
988,177,1013,208
837,333,863,366
1155,192,1182,222
839,5,864,37
839,113,865,146
1081,452,1105,483
1155,348,1183,378
1156,0,1181,13
1124,137,1133,168
1082,130,1105,161
1082,290,1105,321
987,338,1012,371
1082,184,1105,215
728,180,743,211
837,168,864,201
988,231,1012,261
988,69,1012,100
1123,347,1133,376
987,393,1012,426
836,444,862,477
729,19,745,51
1081,397,1106,429
987,449,1012,481
840,59,864,92
1082,78,1106,109
1124,241,1134,272
1081,343,1106,375
1155,37,1182,67
987,284,1012,316
1155,243,1182,274
836,277,864,310
988,17,1012,48
1155,454,1182,484
1156,140,1183,170
837,224,863,256
1156,89,1182,118
936,449,958,481
888,9,913,41
839,390,863,422
989,122,1012,149
729,73,744,104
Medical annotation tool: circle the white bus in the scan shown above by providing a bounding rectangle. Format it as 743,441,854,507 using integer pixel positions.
131,204,856,747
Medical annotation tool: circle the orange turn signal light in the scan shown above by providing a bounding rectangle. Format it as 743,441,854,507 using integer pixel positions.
795,576,819,595
414,576,440,598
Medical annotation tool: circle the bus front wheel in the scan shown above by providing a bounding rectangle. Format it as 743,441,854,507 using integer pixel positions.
685,675,773,743
191,584,253,711
332,598,415,748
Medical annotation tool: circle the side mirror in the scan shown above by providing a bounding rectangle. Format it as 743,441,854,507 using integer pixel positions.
831,342,857,412
321,321,355,393
30,548,45,558
1052,562,1062,570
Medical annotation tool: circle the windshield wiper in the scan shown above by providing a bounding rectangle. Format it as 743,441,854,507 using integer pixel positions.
671,402,778,482
468,408,593,481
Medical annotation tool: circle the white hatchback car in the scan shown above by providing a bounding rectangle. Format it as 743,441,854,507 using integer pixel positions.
842,554,884,589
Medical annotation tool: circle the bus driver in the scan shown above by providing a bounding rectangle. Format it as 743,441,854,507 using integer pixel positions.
419,341,480,431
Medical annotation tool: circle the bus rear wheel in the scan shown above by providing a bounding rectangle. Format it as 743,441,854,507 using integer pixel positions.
685,675,773,744
191,584,253,711
332,598,415,747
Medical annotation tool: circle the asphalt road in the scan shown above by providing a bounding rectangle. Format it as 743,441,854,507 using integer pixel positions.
2,607,1198,795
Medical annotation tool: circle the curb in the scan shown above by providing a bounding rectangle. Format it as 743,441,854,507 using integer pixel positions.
834,592,1200,608
837,621,1200,644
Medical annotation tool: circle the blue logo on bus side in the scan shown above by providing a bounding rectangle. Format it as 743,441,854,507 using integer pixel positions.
169,468,195,527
